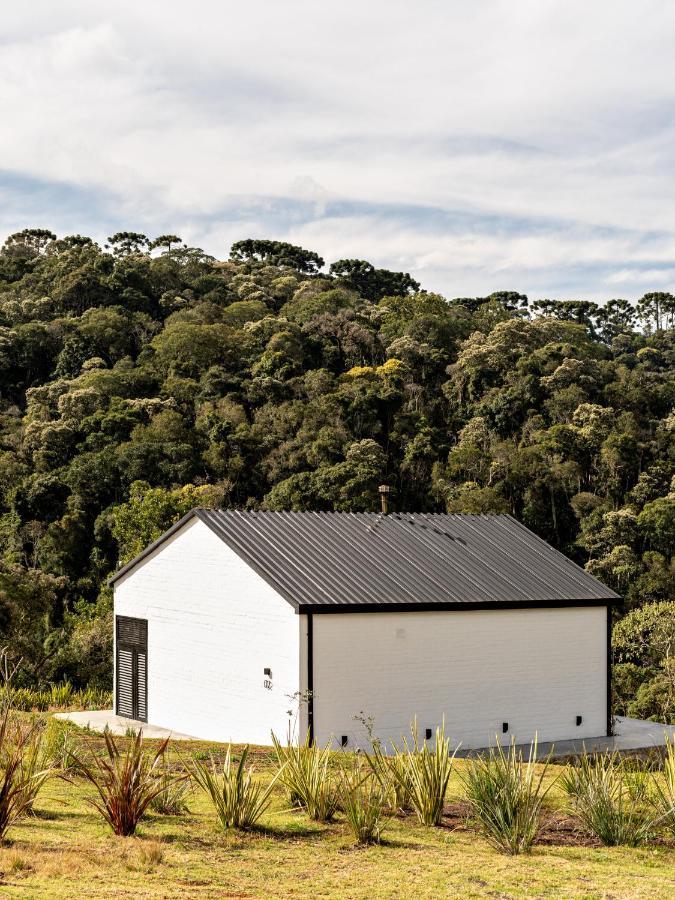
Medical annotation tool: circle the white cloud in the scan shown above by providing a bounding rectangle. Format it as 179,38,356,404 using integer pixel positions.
1,1,675,299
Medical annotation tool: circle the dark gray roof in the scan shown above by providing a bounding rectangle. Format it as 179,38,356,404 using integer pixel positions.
110,508,619,611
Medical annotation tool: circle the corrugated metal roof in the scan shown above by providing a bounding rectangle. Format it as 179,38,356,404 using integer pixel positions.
110,508,619,610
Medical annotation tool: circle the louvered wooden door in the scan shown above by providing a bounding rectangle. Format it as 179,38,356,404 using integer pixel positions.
115,616,147,722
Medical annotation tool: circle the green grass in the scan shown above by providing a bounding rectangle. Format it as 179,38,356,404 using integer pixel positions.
0,722,674,898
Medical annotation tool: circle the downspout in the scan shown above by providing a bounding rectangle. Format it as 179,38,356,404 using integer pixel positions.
606,604,613,736
307,613,314,744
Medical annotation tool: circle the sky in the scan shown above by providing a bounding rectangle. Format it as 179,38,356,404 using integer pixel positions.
2,1,675,301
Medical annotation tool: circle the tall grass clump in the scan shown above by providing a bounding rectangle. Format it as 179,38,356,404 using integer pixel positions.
71,729,169,836
272,732,340,822
192,745,278,830
649,736,675,837
561,750,656,846
9,688,49,712
388,722,457,826
340,759,387,844
8,683,112,713
42,718,77,771
48,679,74,709
461,737,552,855
0,710,52,841
366,741,414,812
149,754,191,815
16,721,59,816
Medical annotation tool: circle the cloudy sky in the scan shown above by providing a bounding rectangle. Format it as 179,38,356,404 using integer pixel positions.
2,1,675,300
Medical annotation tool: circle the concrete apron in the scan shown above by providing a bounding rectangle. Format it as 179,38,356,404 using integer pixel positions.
456,717,675,760
54,710,197,741
53,712,675,757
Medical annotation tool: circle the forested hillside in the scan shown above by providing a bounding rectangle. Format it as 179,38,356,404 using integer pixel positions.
0,229,672,717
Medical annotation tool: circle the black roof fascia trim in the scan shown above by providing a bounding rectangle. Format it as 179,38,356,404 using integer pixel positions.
297,598,617,614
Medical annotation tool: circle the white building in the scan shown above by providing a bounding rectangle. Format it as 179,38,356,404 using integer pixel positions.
110,508,618,749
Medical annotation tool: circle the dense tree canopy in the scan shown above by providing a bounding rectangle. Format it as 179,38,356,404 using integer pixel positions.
0,229,672,713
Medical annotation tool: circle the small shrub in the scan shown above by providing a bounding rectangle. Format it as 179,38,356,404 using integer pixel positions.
272,732,340,822
70,729,170,836
341,760,386,844
122,840,164,875
461,737,552,855
561,750,656,846
149,756,191,815
139,840,163,869
78,687,113,710
191,745,278,831
388,722,457,826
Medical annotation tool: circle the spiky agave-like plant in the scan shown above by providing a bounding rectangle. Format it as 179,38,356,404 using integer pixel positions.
650,735,675,837
192,744,279,830
0,710,49,840
71,729,169,836
461,737,553,855
561,749,656,846
340,758,387,844
149,752,191,815
387,721,458,826
272,731,340,821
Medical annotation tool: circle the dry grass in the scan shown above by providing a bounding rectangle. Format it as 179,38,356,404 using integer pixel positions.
0,721,672,898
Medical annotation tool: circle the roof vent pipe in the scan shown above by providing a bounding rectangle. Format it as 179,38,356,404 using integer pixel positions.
378,484,391,515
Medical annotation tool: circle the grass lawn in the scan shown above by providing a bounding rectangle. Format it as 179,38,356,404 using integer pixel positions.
0,726,674,899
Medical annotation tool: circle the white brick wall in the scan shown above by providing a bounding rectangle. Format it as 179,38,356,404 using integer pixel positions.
114,518,301,744
312,607,608,750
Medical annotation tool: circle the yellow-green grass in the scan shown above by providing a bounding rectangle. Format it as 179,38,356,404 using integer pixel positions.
1,725,674,899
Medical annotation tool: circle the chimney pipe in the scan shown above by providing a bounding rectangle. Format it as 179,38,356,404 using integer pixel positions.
378,484,390,515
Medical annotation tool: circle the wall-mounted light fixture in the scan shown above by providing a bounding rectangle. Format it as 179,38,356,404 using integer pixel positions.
425,728,432,740
576,715,583,727
264,667,272,678
502,722,509,733
340,735,348,747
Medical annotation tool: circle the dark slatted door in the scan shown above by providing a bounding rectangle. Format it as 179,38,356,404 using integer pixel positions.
136,647,147,722
116,647,134,718
116,616,148,722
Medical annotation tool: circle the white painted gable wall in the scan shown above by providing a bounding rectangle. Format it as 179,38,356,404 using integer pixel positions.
113,518,301,744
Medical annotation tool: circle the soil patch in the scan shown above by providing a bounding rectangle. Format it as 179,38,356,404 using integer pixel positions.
440,801,472,831
440,801,602,848
536,810,602,848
